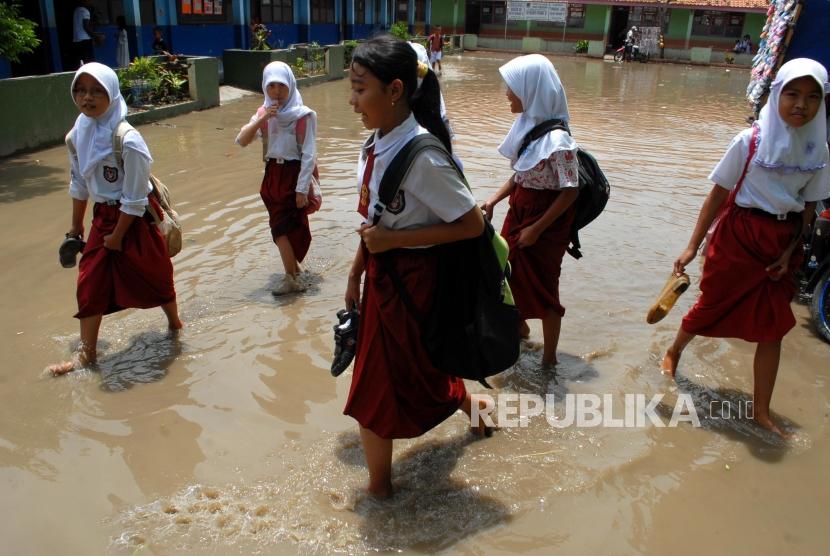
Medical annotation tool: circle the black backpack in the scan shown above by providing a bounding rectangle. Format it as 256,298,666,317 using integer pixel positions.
517,120,610,259
372,134,520,387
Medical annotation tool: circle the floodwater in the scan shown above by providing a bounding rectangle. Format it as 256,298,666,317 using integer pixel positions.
1,53,828,555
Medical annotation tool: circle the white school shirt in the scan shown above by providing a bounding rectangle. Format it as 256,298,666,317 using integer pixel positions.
67,127,152,217
357,114,476,245
709,127,830,214
116,29,130,68
73,7,91,42
244,111,317,194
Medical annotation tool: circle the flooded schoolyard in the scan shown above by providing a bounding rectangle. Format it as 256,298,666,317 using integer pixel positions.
1,53,828,555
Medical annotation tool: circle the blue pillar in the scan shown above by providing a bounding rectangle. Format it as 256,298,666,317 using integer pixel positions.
424,0,431,34
408,0,414,34
41,0,62,73
345,0,355,40
122,0,145,60
380,0,388,29
232,0,249,49
297,0,310,43
154,0,177,54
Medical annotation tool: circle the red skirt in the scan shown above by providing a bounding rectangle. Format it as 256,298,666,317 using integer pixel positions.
343,247,467,439
75,202,176,318
682,205,803,342
260,160,311,263
501,185,576,319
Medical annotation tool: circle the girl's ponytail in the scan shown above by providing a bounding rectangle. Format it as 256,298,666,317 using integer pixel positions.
351,35,452,153
411,69,452,154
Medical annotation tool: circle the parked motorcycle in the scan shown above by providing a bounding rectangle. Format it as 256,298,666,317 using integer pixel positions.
797,198,830,343
614,42,649,63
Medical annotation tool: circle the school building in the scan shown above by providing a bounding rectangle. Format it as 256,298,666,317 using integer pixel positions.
4,0,766,78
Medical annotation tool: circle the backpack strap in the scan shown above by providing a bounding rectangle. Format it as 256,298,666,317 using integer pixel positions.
727,124,759,206
112,120,135,170
374,134,458,225
517,119,570,159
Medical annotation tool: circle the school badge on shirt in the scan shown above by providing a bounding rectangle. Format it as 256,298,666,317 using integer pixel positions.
103,166,118,183
387,190,405,215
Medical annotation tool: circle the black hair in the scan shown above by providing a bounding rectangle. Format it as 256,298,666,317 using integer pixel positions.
153,26,163,34
116,16,127,30
351,35,451,153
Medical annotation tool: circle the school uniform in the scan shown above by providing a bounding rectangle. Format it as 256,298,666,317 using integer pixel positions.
498,54,578,320
68,63,175,319
343,114,476,439
240,62,316,262
682,59,830,342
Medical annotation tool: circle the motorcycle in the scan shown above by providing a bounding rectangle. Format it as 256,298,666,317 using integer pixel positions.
614,42,649,63
797,197,830,343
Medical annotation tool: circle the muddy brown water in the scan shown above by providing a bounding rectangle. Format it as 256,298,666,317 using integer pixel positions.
1,53,828,555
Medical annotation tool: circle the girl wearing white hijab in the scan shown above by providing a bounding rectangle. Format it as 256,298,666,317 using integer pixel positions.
663,58,830,438
482,54,580,368
237,61,318,295
50,62,182,375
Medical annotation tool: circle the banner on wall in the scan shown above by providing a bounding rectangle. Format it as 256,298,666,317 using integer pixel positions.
182,0,192,14
214,0,223,15
639,26,661,55
507,2,568,23
205,0,213,14
193,0,203,15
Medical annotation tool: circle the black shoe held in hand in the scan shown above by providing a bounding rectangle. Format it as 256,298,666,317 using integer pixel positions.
331,308,359,377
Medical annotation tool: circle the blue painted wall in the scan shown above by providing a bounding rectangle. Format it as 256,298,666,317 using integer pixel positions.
786,0,830,70
353,24,375,39
309,24,339,45
170,25,236,57
266,24,300,49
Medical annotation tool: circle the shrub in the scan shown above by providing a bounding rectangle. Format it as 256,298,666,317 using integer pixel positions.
0,2,41,63
390,21,410,41
574,40,589,54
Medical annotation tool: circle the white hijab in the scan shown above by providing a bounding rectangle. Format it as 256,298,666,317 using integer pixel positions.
408,41,447,120
755,58,829,173
261,61,312,138
498,54,576,171
70,62,150,180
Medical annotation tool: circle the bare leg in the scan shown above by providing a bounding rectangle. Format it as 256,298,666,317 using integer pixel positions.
541,309,561,366
275,235,299,277
661,327,695,378
161,299,183,330
752,340,790,438
519,320,530,339
359,426,393,499
49,314,102,375
460,392,493,437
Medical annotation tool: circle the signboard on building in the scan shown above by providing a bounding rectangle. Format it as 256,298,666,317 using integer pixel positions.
507,2,568,23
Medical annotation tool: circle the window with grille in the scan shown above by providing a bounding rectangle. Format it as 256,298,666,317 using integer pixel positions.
692,10,745,38
260,0,294,24
311,0,335,24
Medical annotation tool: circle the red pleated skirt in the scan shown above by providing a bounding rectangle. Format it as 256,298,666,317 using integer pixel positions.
260,159,311,263
501,185,576,319
343,247,467,439
682,205,803,342
75,202,176,318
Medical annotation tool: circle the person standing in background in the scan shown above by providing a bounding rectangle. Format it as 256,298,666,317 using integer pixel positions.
116,16,130,68
72,0,98,68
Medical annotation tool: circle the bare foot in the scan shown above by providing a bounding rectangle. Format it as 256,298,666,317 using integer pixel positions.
661,349,680,378
470,424,496,438
168,318,184,330
47,361,76,376
519,320,530,339
754,414,793,440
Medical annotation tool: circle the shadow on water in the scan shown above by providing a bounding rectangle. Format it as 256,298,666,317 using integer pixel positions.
335,430,511,552
657,375,796,461
95,329,183,392
0,159,64,203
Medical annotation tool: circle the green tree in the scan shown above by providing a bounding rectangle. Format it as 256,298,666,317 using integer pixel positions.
0,2,41,64
390,21,410,41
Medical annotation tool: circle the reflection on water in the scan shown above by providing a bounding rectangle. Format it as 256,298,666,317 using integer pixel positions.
1,54,828,555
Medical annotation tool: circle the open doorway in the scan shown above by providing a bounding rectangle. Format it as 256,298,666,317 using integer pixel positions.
465,1,481,35
608,6,630,51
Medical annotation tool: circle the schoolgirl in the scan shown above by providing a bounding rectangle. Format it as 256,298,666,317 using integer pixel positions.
50,62,181,375
662,58,830,437
343,35,487,498
482,54,580,367
236,61,318,295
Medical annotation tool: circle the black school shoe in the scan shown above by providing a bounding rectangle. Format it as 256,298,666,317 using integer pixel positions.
59,234,86,268
331,308,359,377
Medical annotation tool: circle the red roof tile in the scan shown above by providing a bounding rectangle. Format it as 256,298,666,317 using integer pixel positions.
582,0,769,12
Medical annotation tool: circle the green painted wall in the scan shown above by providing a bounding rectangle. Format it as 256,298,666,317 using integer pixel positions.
430,0,465,31
742,12,765,41
584,5,608,35
667,9,692,39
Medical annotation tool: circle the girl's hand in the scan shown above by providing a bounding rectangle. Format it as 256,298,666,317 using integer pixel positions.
103,234,123,251
358,224,394,254
481,199,497,221
68,226,84,239
516,225,541,249
345,274,361,310
765,252,793,282
673,247,697,276
260,105,278,122
296,192,308,208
